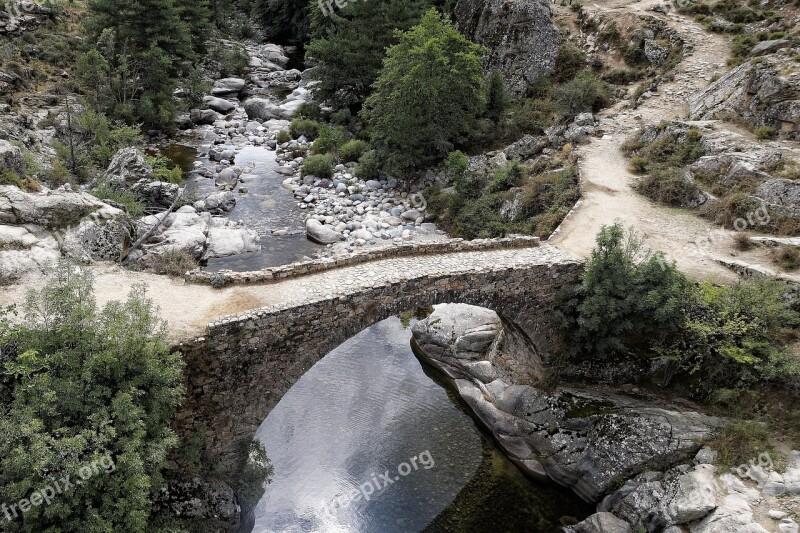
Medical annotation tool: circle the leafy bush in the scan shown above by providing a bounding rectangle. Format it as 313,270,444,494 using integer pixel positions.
557,223,689,359
276,130,290,144
553,42,586,83
289,119,321,139
90,180,146,217
656,277,799,396
555,70,610,120
707,420,774,470
445,150,468,181
733,232,754,251
148,249,198,277
295,102,324,121
773,245,800,271
148,154,183,184
339,140,369,163
0,263,184,530
312,125,348,156
356,151,380,180
754,125,777,140
487,161,523,193
301,154,334,178
635,167,702,207
0,170,25,189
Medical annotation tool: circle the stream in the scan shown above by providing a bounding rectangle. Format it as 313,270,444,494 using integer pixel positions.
249,317,591,533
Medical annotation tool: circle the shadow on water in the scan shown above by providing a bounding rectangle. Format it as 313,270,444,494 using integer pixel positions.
248,317,591,533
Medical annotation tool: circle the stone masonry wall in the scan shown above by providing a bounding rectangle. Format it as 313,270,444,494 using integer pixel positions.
174,250,583,473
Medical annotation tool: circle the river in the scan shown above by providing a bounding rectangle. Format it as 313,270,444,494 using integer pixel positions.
249,316,591,533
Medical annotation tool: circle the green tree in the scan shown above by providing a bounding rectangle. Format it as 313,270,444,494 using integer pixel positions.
362,9,487,175
485,71,509,123
253,0,309,44
307,0,430,111
558,223,689,358
80,0,208,128
0,263,184,531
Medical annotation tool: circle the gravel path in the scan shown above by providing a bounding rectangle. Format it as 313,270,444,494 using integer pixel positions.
549,0,800,284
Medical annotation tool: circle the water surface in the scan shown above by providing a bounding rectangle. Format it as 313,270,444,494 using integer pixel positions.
251,317,591,533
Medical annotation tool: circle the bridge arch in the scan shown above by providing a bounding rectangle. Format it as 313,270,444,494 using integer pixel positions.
174,249,582,472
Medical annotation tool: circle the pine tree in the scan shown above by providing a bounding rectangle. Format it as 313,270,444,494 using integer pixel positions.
361,9,487,175
307,0,430,112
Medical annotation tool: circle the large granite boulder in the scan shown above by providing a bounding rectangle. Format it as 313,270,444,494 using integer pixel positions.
136,206,260,260
754,178,800,219
0,224,60,283
103,147,153,187
690,54,800,138
306,218,342,244
411,304,721,503
565,512,632,533
211,78,246,96
0,186,122,230
454,0,560,96
0,140,25,176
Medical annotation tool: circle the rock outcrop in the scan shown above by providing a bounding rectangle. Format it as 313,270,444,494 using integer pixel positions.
454,0,560,96
411,304,721,503
0,186,127,281
690,52,800,138
0,140,25,176
134,206,260,261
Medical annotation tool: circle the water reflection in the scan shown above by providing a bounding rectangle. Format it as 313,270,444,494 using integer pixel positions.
251,317,591,533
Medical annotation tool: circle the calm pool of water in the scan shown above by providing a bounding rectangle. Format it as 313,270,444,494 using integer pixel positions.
250,317,591,533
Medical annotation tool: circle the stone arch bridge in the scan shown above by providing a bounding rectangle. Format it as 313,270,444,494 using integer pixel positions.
174,241,582,472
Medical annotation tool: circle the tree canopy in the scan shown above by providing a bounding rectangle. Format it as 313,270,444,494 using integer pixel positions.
361,9,487,176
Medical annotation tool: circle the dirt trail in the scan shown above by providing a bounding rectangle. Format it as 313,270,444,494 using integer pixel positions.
550,0,800,284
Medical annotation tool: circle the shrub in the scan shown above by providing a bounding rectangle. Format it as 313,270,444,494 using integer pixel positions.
312,125,348,156
339,140,369,163
0,170,25,189
555,70,610,120
148,154,183,184
554,42,586,83
623,44,649,67
301,154,334,178
629,155,649,174
289,119,321,139
90,180,146,217
773,245,800,271
356,151,380,180
0,263,185,530
487,161,523,193
295,102,324,121
149,249,198,276
657,277,800,395
733,232,754,251
557,223,689,359
707,420,774,470
754,125,777,140
276,130,290,144
445,150,468,181
635,167,702,207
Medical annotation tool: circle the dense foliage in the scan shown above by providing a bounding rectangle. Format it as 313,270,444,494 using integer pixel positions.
307,0,430,112
0,263,185,531
361,9,487,175
559,223,799,398
78,0,212,128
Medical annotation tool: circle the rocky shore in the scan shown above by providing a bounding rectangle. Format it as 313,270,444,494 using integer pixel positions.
411,303,800,533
